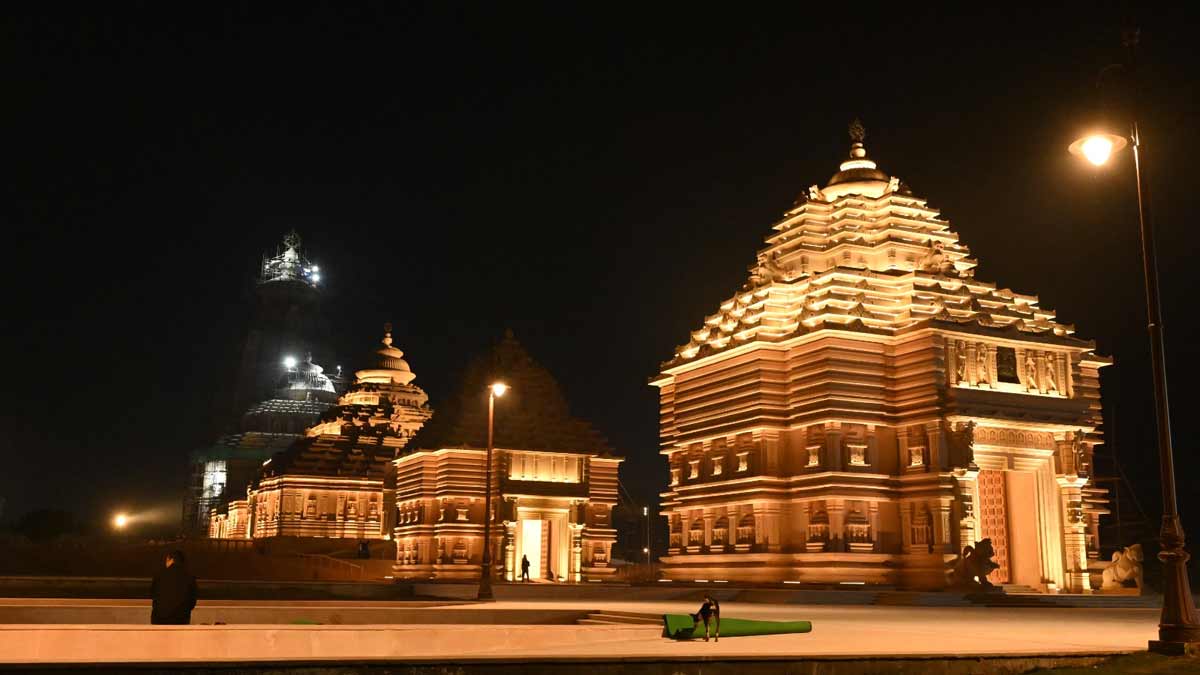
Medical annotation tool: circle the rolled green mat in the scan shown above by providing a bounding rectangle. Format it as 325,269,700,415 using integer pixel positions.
662,614,813,640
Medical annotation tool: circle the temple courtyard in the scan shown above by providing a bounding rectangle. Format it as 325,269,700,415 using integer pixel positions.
0,596,1165,672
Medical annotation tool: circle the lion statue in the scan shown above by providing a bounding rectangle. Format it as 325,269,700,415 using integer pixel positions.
948,538,1001,591
1102,544,1144,591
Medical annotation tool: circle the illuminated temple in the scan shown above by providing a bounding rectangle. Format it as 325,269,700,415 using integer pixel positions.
391,332,622,582
211,325,432,539
653,123,1110,592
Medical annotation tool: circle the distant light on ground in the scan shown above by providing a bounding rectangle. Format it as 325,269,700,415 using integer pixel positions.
113,513,128,529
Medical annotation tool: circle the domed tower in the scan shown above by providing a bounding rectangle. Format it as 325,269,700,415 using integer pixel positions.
239,325,433,540
654,123,1110,592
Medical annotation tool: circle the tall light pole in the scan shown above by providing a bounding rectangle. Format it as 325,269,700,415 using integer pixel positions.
478,381,508,601
1070,28,1199,653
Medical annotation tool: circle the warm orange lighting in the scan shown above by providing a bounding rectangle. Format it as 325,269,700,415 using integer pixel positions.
113,513,128,529
490,382,508,398
1068,133,1127,166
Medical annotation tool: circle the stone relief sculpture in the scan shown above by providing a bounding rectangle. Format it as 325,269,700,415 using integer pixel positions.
1045,354,1058,392
1071,429,1088,476
955,341,967,381
948,538,1000,591
1025,351,1039,391
1101,544,1144,591
921,240,948,273
757,251,798,285
976,345,989,384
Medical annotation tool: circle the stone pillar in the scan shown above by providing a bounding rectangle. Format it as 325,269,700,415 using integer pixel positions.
965,342,978,386
868,501,880,552
929,496,954,555
925,421,945,470
570,524,583,582
826,422,843,471
764,503,782,552
504,521,517,582
703,510,715,549
986,344,998,387
827,499,846,552
865,425,877,468
1057,475,1092,593
900,502,914,553
951,467,979,554
946,338,959,387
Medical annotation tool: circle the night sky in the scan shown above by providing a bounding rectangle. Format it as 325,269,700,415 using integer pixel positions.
5,5,1199,542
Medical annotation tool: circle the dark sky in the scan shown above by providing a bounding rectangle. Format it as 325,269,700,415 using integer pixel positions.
4,4,1198,539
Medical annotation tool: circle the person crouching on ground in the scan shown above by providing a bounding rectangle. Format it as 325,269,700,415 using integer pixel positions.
692,594,720,641
151,550,197,625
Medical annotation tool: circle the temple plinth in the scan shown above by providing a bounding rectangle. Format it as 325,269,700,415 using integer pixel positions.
653,124,1111,592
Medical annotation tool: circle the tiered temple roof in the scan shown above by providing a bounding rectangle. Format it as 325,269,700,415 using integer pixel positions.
666,122,1096,370
408,330,613,456
258,325,432,482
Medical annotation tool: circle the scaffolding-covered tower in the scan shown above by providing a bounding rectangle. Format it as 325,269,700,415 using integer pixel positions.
183,231,341,534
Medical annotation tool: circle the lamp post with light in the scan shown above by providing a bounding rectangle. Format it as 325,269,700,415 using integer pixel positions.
1069,29,1199,652
478,382,508,601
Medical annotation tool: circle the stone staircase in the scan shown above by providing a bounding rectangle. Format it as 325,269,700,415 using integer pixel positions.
874,591,973,607
969,586,1161,608
576,610,663,626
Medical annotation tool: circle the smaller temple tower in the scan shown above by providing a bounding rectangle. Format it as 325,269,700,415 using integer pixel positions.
215,325,432,540
392,331,622,582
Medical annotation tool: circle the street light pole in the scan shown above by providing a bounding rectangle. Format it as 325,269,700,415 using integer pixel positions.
1071,29,1200,652
1122,31,1200,653
1129,109,1200,659
478,382,507,602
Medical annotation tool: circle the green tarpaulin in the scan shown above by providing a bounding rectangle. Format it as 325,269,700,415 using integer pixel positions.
662,614,813,640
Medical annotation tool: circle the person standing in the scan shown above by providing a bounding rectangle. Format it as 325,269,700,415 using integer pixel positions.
692,594,720,641
151,550,197,625
520,554,531,582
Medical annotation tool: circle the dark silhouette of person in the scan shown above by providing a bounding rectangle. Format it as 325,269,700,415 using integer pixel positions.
151,550,197,625
520,554,531,582
692,594,720,641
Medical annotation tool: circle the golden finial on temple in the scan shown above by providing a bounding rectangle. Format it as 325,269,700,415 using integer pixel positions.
849,118,865,144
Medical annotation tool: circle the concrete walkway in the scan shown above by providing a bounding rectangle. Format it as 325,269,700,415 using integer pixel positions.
0,599,1159,665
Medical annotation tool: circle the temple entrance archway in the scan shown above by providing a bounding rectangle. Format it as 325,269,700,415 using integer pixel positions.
977,466,1048,589
513,506,570,582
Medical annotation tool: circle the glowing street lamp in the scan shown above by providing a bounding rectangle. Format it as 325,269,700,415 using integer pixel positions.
478,381,508,601
1070,28,1199,652
283,355,298,370
113,513,129,530
1068,132,1127,166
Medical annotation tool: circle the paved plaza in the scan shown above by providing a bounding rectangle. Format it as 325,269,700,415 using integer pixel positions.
0,597,1161,666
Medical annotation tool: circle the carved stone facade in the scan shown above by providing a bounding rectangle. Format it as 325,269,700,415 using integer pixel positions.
654,126,1110,591
391,332,622,582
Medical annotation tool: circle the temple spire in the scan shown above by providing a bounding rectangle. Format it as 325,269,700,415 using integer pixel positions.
848,118,868,159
